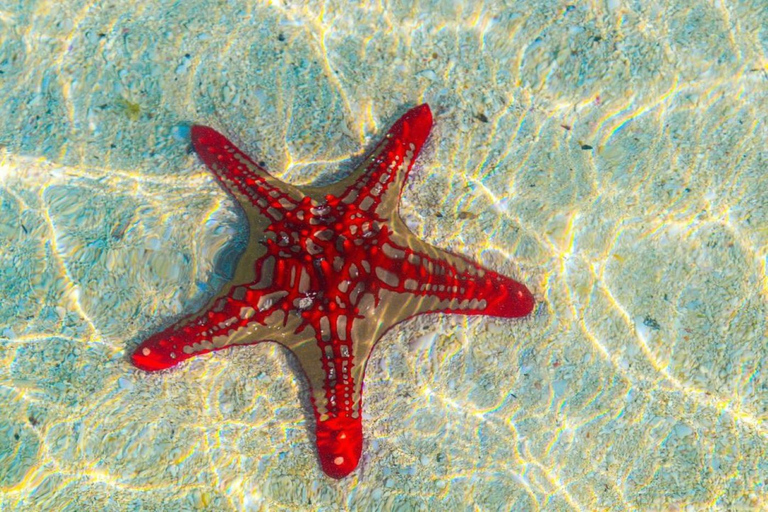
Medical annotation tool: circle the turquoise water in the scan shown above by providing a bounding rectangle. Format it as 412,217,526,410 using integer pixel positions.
0,1,766,510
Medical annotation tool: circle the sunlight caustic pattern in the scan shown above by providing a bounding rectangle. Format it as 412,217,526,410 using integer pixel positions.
0,0,766,510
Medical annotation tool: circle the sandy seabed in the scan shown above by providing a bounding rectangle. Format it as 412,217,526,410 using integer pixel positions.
0,0,766,510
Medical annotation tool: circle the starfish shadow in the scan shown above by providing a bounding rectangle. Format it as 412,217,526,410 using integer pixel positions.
127,205,249,358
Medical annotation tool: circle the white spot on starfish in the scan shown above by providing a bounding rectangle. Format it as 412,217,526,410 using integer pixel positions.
297,296,313,309
299,268,311,293
375,267,399,287
359,196,374,211
337,316,348,341
320,316,331,341
382,243,405,259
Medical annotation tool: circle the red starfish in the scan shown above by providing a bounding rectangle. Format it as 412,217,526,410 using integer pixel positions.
132,104,534,479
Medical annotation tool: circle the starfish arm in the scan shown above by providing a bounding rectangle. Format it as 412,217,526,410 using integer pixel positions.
132,290,267,371
292,328,367,479
132,254,304,371
191,125,303,222
373,231,535,321
338,104,433,219
314,413,363,480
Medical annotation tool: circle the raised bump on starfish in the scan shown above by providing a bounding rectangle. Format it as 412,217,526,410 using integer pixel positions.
132,104,534,479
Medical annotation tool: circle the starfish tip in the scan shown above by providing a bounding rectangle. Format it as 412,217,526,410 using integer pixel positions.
411,102,432,122
398,103,433,150
190,124,218,147
131,335,179,372
131,348,165,372
315,416,363,479
508,284,536,317
496,275,536,318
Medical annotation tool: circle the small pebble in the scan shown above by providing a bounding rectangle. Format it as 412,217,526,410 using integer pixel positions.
675,423,693,439
417,69,438,81
175,54,191,75
171,124,191,141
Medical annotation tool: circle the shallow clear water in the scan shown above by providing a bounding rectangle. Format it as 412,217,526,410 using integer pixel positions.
0,1,766,510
